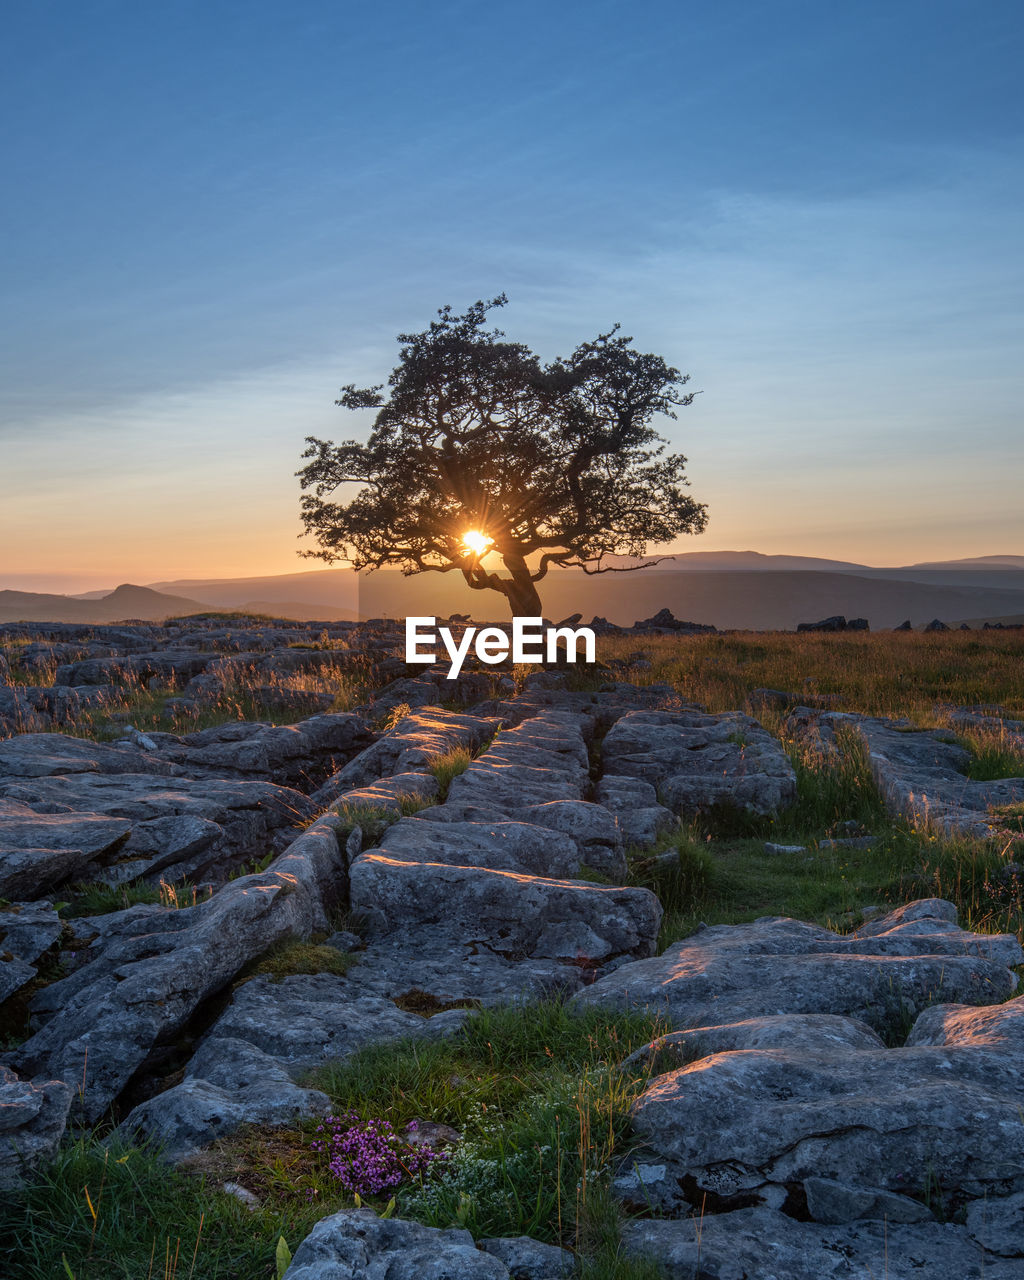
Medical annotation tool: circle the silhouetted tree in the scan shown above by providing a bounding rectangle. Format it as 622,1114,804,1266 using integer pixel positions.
297,296,708,616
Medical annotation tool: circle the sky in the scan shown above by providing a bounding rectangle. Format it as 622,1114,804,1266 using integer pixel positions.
1,0,1022,592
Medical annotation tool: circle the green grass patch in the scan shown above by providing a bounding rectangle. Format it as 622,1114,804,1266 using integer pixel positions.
426,746,473,799
0,1134,330,1280
241,940,355,985
306,999,665,1248
57,880,162,918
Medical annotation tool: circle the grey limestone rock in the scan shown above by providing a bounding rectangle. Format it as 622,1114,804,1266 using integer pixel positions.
574,899,1021,1032
602,709,797,818
621,1207,1020,1280
10,821,346,1122
478,1234,574,1278
349,853,661,963
0,802,132,898
0,1065,72,1191
282,1207,510,1279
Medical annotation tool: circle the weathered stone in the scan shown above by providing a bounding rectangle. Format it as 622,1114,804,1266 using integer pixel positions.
106,814,224,883
283,1207,510,1279
803,1175,933,1224
317,708,500,799
601,709,797,818
446,711,591,815
203,975,426,1072
631,1029,1024,1210
141,713,376,787
479,1234,574,1278
0,774,313,884
120,1038,333,1162
0,732,178,778
0,899,64,965
376,817,582,878
522,800,627,879
334,772,440,816
620,1012,885,1073
1,955,36,1001
11,821,346,1122
965,1190,1024,1257
621,1207,1020,1280
0,802,132,898
595,774,676,847
350,854,661,963
0,1066,72,1190
575,900,1022,1033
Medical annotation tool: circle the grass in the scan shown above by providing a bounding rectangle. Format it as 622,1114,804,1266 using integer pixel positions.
308,1000,665,1252
328,795,437,845
959,726,1024,781
0,644,377,741
611,712,1024,951
426,746,473,798
589,629,1024,722
0,1134,330,1280
57,878,213,918
240,940,355,984
2,1002,668,1278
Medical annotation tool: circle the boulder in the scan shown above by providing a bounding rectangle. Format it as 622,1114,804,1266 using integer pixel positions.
282,1208,510,1279
349,854,661,963
574,900,1022,1033
0,803,132,898
601,709,797,818
630,1000,1024,1215
377,817,582,878
0,1066,72,1191
11,821,346,1122
621,1207,1020,1280
479,1235,574,1278
120,1039,333,1163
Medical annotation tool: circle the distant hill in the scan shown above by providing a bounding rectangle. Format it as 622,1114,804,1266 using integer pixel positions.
147,569,359,618
909,555,1024,569
360,568,1024,630
8,552,1024,628
602,550,872,571
0,583,209,624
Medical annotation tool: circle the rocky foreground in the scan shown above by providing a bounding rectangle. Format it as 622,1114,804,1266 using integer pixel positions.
3,617,1024,1278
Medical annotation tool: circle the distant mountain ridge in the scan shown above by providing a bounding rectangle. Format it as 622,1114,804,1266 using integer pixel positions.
3,551,1023,628
0,584,208,624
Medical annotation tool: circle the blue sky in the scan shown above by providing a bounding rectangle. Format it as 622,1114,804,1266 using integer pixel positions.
2,0,1021,589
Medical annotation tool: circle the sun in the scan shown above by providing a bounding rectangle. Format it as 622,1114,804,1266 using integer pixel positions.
462,529,493,557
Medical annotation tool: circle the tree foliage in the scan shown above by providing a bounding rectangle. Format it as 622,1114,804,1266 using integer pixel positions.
297,296,708,615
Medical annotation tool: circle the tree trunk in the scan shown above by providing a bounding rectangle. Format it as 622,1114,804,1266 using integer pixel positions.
502,554,543,617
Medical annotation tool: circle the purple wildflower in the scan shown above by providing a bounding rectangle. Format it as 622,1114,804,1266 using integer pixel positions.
311,1111,447,1195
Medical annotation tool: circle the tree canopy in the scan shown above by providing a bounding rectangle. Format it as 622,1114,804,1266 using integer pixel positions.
297,296,708,616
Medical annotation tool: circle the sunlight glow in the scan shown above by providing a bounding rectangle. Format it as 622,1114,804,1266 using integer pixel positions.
462,529,494,557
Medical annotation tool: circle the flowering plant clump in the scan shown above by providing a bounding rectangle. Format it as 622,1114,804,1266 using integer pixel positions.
311,1113,447,1195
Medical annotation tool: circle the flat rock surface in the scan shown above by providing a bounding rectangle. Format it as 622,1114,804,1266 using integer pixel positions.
601,708,797,817
283,1208,510,1279
621,1207,1020,1279
575,900,1022,1032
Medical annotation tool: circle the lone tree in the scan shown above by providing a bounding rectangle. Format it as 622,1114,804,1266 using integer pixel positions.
297,296,708,616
